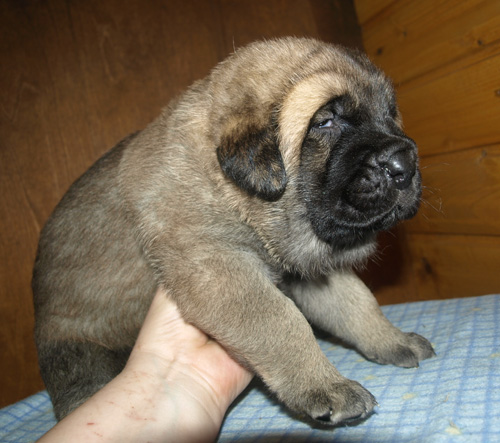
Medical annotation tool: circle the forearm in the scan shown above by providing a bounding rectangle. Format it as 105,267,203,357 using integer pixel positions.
38,365,221,443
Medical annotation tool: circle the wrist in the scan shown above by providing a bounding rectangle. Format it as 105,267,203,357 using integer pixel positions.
122,351,225,441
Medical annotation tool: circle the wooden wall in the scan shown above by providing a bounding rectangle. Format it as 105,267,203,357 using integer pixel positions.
355,0,500,304
0,0,362,408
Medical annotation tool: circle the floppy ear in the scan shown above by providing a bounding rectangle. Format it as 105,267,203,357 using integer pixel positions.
217,126,287,201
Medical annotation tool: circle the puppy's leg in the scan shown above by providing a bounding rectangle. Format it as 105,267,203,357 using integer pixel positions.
286,270,435,368
38,341,131,420
159,251,376,426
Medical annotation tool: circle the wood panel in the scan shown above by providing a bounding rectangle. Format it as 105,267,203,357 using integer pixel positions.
354,0,395,25
0,0,363,408
359,0,500,86
408,145,500,236
220,0,363,49
398,53,500,156
359,228,417,306
407,234,500,300
0,0,224,409
1,0,225,224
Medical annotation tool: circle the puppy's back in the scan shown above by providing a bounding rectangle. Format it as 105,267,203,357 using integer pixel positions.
33,133,155,351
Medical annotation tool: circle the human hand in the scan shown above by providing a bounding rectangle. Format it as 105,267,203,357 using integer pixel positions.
38,287,253,443
126,286,254,438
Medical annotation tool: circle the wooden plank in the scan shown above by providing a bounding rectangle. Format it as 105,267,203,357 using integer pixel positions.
0,145,44,403
398,53,500,156
359,228,418,306
360,0,500,86
407,233,500,300
354,0,395,25
309,0,364,49
0,0,226,409
407,146,500,236
220,0,363,50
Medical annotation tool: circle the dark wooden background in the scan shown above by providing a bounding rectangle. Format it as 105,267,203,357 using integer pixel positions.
0,0,362,408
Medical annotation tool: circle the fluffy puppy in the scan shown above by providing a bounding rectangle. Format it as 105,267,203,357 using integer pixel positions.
33,37,435,425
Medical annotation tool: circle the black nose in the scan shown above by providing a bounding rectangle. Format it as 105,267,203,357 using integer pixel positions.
382,150,416,190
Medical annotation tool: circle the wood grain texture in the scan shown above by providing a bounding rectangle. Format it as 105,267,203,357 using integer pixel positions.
359,0,500,86
398,54,500,156
366,229,500,305
408,146,500,236
407,234,500,300
358,227,418,306
354,0,395,25
0,0,362,408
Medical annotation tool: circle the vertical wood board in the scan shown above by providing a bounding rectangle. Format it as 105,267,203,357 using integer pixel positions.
398,54,500,156
360,0,500,85
354,0,395,25
407,233,500,300
408,146,500,236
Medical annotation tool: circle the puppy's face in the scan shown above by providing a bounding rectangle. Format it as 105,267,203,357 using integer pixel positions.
298,92,420,249
216,41,420,259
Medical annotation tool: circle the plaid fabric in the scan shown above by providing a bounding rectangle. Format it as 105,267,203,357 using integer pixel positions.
1,295,499,442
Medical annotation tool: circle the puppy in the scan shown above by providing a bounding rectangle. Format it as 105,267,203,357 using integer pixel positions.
33,37,435,425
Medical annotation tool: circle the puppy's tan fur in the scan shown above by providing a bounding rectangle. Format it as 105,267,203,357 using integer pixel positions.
33,38,434,425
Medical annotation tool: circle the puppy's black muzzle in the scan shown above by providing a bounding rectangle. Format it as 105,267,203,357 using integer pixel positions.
346,135,418,204
301,124,421,249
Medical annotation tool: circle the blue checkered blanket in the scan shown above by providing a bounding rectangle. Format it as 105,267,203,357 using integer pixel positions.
1,295,499,442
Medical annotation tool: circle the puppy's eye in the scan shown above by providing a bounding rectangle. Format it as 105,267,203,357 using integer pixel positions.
316,119,334,129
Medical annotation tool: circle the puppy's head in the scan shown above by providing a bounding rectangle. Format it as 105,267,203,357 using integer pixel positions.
215,38,420,251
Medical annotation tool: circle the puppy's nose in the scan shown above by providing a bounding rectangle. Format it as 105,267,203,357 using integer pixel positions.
382,150,416,190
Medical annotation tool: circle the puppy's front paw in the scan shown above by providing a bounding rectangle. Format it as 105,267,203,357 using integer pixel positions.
368,332,435,368
287,378,377,426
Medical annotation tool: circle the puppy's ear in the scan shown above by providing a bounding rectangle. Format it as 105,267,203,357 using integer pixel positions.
217,126,287,201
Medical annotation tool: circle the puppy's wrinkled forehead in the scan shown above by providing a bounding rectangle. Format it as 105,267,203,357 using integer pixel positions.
278,68,395,169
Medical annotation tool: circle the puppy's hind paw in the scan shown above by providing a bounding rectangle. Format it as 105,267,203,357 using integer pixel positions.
367,331,436,368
